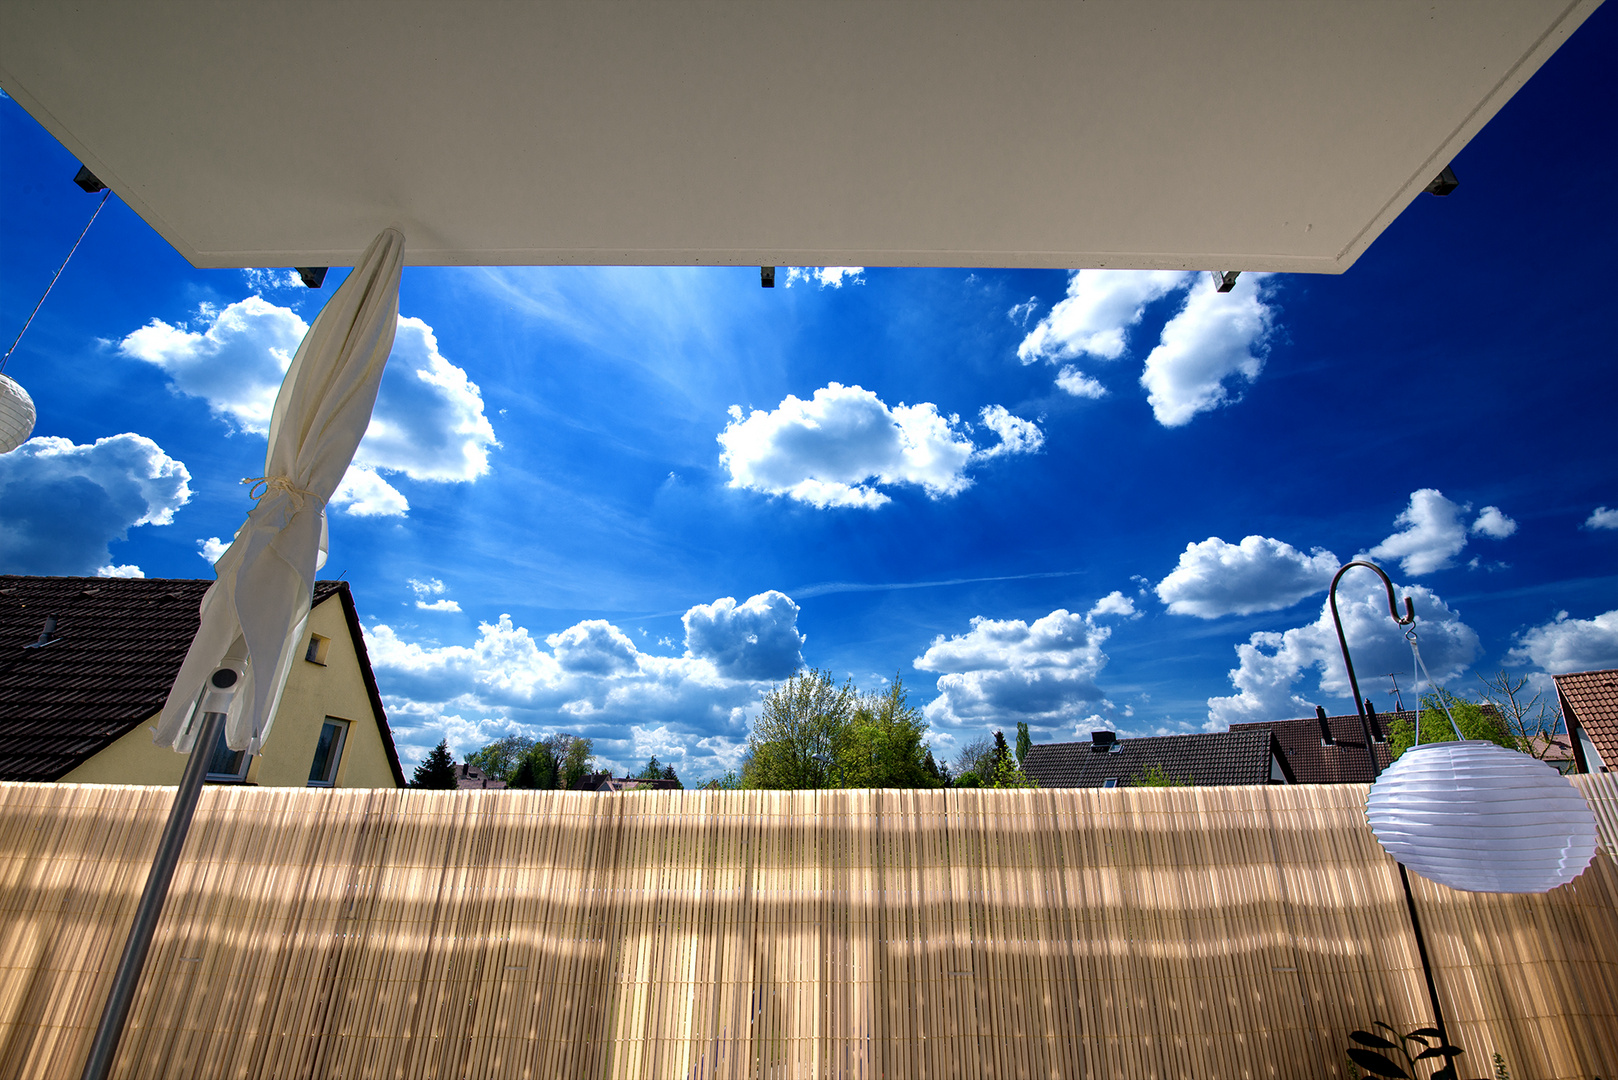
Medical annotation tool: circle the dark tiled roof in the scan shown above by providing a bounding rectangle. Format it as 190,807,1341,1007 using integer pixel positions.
1021,729,1291,789
1556,668,1618,773
454,763,507,789
0,575,403,784
1228,711,1407,784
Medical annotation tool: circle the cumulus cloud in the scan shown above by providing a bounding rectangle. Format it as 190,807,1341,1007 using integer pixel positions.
0,434,191,575
1367,489,1513,576
408,577,461,612
1054,367,1107,399
1507,610,1618,674
240,268,306,294
118,296,305,434
972,405,1044,460
198,536,230,565
914,606,1118,742
783,267,865,288
717,383,977,508
1156,535,1338,618
1017,270,1278,425
363,591,806,776
1017,270,1190,364
682,591,806,680
1584,507,1618,531
96,564,145,579
1207,578,1478,726
1139,272,1274,427
1087,591,1138,619
1471,505,1517,539
119,301,497,516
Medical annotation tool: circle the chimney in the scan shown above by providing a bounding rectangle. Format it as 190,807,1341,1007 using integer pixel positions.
1316,705,1335,747
1365,701,1385,743
1090,730,1118,753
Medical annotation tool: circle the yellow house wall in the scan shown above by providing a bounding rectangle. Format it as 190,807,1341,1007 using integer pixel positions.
59,595,399,788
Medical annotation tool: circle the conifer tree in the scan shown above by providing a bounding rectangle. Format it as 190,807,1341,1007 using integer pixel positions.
411,739,459,789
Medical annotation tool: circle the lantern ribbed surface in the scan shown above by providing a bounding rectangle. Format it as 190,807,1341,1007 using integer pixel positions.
1366,740,1598,893
0,373,35,454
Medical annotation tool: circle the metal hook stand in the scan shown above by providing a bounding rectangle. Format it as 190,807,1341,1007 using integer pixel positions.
1327,560,1451,1055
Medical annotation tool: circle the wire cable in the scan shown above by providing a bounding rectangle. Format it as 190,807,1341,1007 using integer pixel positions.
2,188,112,373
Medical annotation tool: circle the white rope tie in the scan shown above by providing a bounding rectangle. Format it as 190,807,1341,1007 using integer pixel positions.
242,475,321,510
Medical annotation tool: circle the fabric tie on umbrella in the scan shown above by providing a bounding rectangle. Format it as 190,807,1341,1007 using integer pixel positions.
155,228,405,755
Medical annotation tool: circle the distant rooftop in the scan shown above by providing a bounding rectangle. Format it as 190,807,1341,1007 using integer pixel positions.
1022,729,1292,789
1557,668,1618,773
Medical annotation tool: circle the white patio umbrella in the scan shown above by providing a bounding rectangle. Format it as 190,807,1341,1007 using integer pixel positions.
154,227,405,757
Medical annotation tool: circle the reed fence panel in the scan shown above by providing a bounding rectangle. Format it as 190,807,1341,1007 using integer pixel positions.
1,778,1613,1079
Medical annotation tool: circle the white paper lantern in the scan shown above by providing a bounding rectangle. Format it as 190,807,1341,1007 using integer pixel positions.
1366,740,1598,893
0,373,36,454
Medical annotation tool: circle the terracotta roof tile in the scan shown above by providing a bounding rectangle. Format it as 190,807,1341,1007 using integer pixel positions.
0,575,346,781
1022,729,1290,788
1555,668,1618,772
1228,711,1407,783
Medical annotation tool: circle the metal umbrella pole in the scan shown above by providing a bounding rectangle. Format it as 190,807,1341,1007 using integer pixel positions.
1327,561,1452,1054
79,667,239,1080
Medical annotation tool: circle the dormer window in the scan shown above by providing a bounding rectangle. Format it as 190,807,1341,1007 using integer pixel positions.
304,633,330,665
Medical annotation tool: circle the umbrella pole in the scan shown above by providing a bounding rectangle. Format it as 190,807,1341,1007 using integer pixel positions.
79,707,227,1080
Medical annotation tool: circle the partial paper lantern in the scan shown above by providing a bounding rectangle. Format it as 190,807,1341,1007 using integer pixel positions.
1366,740,1598,893
0,373,35,454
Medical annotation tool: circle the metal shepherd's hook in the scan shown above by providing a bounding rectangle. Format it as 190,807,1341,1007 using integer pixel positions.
1328,560,1452,1054
1328,560,1413,781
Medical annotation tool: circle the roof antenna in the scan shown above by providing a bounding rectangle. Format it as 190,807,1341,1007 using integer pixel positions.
1383,672,1405,712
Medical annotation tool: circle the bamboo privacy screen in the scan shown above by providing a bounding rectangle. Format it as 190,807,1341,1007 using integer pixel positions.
0,779,1613,1080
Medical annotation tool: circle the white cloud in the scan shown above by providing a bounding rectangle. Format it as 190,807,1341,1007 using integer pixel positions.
240,268,306,294
351,316,498,484
328,465,410,517
914,608,1115,742
783,267,865,289
1471,505,1517,539
682,591,806,680
1366,489,1472,575
1139,272,1274,427
0,434,191,575
1207,578,1478,726
1087,591,1138,619
198,536,230,565
364,591,806,777
972,405,1044,460
408,578,460,612
1507,610,1618,674
118,296,305,434
1007,297,1039,327
1156,535,1338,618
96,564,145,579
119,302,498,516
1017,270,1190,364
717,383,976,508
417,599,462,613
1584,507,1618,530
1054,367,1107,399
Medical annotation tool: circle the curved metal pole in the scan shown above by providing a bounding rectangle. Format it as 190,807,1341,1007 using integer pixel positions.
1328,560,1413,781
1328,561,1449,1053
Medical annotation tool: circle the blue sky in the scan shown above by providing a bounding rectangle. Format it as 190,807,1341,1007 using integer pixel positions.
3,10,1615,782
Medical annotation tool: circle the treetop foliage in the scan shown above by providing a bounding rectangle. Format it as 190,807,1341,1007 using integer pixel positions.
1387,688,1517,760
410,739,459,789
461,732,595,789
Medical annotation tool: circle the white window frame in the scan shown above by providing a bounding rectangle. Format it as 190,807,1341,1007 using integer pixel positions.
204,722,252,783
1102,778,1119,789
307,718,350,787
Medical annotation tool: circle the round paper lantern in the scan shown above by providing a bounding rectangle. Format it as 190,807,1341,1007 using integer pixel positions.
0,372,36,454
1366,740,1598,893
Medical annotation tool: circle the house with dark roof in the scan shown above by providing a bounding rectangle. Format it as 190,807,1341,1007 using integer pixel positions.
1021,729,1294,789
1556,668,1618,774
1228,707,1408,784
0,575,405,788
454,763,507,789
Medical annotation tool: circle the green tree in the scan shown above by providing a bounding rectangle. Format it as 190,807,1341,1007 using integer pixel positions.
952,735,996,785
509,739,560,789
922,750,950,786
411,739,459,789
1132,762,1191,787
701,770,743,791
1015,722,1032,766
1475,668,1565,758
981,730,1036,789
463,734,534,783
831,678,941,788
743,669,856,789
1387,688,1517,760
554,733,595,789
636,755,665,780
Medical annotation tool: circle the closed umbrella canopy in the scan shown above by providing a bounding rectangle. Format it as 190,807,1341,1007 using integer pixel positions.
155,228,404,755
